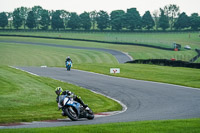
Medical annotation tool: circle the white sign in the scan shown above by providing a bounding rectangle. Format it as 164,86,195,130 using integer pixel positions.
41,65,47,68
110,68,120,74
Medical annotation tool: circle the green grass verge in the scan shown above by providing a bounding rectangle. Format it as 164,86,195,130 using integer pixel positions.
0,38,118,66
1,118,200,133
73,63,200,88
0,66,121,124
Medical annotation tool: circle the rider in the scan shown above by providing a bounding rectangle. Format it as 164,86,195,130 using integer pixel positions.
55,87,88,115
65,56,72,63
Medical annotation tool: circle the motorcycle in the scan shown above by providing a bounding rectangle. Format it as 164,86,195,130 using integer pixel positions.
61,95,94,121
66,61,72,71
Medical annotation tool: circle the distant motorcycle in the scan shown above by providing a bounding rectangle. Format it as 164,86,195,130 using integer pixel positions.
66,61,72,71
61,95,94,121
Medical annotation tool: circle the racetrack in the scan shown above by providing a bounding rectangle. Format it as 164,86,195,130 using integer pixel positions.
1,66,200,129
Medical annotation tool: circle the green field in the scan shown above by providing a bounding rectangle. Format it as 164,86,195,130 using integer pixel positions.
0,38,118,66
74,63,200,88
1,119,200,133
1,31,200,49
0,32,200,132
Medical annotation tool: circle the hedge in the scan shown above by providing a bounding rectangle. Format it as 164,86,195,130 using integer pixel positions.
126,59,200,69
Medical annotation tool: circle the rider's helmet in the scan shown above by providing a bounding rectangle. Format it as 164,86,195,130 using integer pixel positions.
55,87,63,95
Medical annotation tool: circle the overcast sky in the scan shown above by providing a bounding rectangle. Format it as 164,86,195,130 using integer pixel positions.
0,0,199,15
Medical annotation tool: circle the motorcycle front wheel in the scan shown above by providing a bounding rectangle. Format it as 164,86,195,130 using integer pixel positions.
65,106,78,121
66,65,71,71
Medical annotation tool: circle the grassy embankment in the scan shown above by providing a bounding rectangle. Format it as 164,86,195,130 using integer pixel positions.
1,119,200,133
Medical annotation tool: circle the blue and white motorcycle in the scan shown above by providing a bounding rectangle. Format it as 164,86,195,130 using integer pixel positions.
66,61,72,71
61,95,94,121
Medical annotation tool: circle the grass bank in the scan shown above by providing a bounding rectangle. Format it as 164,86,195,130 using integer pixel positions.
73,63,200,88
1,118,200,133
0,37,118,66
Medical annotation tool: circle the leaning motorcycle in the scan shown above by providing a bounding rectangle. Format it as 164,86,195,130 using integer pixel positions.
61,95,94,121
66,61,72,71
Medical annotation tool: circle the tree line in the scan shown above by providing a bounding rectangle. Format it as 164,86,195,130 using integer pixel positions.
0,4,200,31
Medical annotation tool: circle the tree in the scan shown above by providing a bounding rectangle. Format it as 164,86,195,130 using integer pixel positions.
80,12,91,30
0,12,8,29
164,4,180,30
124,8,141,31
19,7,29,29
152,10,159,30
60,10,70,29
32,6,43,29
26,11,36,29
51,10,64,30
40,9,50,30
174,12,190,30
142,11,155,30
13,8,23,29
67,12,81,30
110,10,125,31
7,12,13,29
90,10,97,30
158,9,169,31
96,10,110,31
189,13,200,30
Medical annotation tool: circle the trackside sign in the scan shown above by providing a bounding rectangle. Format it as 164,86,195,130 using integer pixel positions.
110,68,120,74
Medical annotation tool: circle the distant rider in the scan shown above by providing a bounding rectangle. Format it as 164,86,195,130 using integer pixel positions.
65,56,72,63
55,87,88,116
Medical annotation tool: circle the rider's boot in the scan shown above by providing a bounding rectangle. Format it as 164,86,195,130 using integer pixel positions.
83,104,90,110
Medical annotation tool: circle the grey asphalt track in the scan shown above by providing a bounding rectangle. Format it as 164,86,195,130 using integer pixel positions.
0,41,132,63
1,66,200,129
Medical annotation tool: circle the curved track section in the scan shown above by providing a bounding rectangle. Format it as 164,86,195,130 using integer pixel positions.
1,67,200,129
0,41,132,63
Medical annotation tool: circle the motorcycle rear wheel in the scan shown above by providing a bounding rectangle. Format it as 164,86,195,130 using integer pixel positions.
87,114,94,120
87,109,94,120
